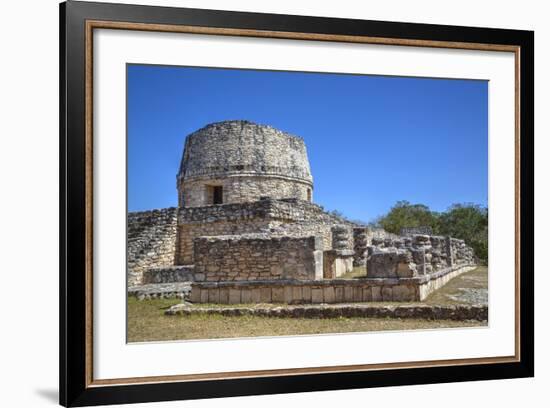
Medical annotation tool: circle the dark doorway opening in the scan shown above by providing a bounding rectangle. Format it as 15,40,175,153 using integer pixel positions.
213,186,223,204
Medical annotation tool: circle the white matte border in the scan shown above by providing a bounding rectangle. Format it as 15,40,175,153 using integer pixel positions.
93,29,516,380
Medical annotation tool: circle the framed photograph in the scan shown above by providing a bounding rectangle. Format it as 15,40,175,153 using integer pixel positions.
60,1,534,406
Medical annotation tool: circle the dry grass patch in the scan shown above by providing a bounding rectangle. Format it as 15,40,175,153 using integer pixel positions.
127,297,484,342
425,266,488,305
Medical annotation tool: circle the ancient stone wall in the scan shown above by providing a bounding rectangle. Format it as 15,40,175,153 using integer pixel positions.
351,227,400,267
142,265,195,284
168,302,487,321
180,176,312,208
188,264,477,304
193,234,323,282
366,227,399,243
176,220,270,265
176,198,356,264
177,121,313,207
366,234,475,279
127,208,178,286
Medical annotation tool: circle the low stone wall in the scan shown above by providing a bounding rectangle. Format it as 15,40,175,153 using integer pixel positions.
128,282,191,300
142,265,195,284
189,264,476,304
166,303,488,321
417,265,476,300
127,207,178,286
193,234,324,282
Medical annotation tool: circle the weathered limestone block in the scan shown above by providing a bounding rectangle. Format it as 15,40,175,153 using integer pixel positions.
353,227,369,266
251,288,262,303
362,287,373,302
353,287,363,302
241,288,252,303
302,286,312,303
381,286,393,301
311,288,323,303
208,288,220,303
344,286,353,302
334,287,344,302
323,249,354,278
396,259,417,278
371,286,382,302
228,288,241,304
190,288,201,303
219,287,229,303
323,287,336,303
367,248,417,278
292,286,303,303
260,287,272,303
392,285,414,301
284,286,294,304
332,225,351,250
272,287,284,303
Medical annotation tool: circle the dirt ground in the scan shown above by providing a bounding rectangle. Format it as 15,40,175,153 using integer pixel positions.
425,266,488,305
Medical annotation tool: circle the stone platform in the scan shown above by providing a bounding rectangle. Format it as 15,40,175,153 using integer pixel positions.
188,264,476,304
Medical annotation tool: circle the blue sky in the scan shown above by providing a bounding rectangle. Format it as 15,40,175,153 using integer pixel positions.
127,64,488,222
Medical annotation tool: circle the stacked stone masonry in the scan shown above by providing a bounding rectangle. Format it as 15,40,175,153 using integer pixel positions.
177,121,313,207
167,303,488,321
193,234,323,282
189,265,477,304
142,265,195,284
175,198,356,265
127,208,178,287
366,234,475,279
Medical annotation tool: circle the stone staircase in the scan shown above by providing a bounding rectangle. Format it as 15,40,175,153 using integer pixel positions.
127,208,178,286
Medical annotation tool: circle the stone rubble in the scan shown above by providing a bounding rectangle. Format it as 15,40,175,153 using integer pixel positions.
165,302,488,322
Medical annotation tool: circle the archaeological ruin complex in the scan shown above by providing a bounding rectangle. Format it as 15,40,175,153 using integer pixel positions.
128,120,476,304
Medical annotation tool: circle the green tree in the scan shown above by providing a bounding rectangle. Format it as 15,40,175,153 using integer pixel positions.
438,203,488,264
375,200,440,234
374,201,488,264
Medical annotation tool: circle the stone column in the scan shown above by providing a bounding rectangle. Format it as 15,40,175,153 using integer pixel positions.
353,227,369,267
445,236,454,266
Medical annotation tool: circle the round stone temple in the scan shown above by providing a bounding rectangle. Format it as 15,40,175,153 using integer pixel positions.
177,120,314,207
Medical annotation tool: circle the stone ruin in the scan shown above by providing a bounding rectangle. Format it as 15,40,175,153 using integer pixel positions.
366,235,475,279
128,120,477,304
